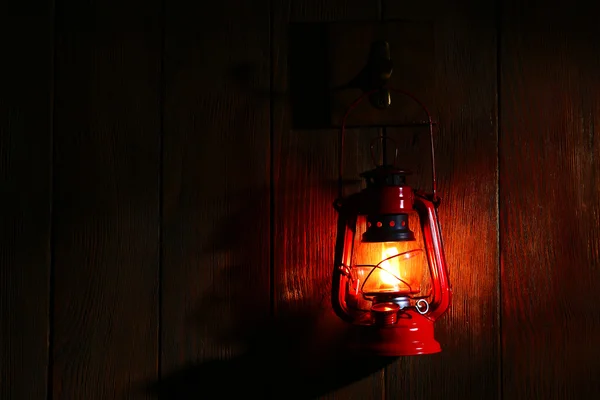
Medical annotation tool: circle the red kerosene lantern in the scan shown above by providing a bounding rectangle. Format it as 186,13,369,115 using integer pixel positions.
332,89,451,356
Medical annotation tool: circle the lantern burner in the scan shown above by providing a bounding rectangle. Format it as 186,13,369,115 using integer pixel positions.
373,295,411,310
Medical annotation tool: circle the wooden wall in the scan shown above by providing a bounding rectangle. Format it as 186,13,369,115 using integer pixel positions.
1,0,599,399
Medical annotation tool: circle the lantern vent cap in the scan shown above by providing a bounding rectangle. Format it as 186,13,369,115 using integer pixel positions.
360,166,412,187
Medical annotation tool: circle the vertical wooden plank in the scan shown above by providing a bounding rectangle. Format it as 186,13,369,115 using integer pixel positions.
383,1,500,399
272,2,390,399
52,1,161,398
501,2,600,398
158,0,271,398
0,1,53,398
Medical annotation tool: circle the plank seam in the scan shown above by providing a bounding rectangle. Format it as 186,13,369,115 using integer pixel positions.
47,0,58,398
495,0,504,399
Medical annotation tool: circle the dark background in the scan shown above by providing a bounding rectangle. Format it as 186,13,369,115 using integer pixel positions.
2,0,599,399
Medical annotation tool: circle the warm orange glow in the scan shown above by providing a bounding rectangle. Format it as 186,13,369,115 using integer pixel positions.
379,246,401,288
374,243,421,295
351,216,428,298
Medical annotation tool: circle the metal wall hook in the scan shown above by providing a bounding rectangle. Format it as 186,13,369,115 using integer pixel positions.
340,40,393,110
366,40,393,110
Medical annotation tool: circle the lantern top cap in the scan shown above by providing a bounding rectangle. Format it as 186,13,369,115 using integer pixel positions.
360,165,412,187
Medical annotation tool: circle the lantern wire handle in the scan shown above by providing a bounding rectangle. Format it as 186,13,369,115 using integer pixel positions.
338,88,438,201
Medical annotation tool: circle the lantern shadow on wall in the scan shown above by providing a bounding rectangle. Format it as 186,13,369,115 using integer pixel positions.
149,130,448,399
149,180,394,399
